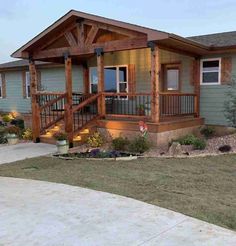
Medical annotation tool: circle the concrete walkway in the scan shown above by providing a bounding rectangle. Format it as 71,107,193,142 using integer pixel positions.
0,177,235,246
0,143,56,164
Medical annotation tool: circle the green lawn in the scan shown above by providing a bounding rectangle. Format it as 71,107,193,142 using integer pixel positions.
0,155,235,230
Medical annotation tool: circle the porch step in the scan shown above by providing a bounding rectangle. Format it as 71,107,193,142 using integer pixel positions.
39,123,97,146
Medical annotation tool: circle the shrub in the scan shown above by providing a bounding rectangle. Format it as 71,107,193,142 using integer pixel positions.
128,136,150,153
2,114,11,123
112,137,130,151
177,134,197,145
176,134,206,150
53,131,68,141
87,132,103,148
22,128,33,140
200,126,215,138
11,118,25,129
219,145,232,153
192,138,206,150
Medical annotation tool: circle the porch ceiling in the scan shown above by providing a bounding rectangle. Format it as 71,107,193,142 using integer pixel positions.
11,10,209,62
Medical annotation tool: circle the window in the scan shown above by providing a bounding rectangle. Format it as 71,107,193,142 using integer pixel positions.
25,71,31,98
166,69,179,91
0,74,2,98
89,66,128,97
200,58,221,85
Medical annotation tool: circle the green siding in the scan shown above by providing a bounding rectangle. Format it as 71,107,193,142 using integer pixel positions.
200,85,229,125
40,66,84,92
200,54,236,126
0,65,83,114
87,48,194,93
0,71,31,113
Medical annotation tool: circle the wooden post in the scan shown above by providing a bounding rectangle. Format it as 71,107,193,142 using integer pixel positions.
194,59,200,117
29,59,40,143
149,42,160,123
95,48,105,116
64,54,73,147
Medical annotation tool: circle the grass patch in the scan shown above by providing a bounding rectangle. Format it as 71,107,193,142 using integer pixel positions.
0,155,235,230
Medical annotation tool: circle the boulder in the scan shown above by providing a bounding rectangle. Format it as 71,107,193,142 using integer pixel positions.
169,142,182,156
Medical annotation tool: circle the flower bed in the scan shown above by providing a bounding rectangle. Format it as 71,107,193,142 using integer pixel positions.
53,149,139,161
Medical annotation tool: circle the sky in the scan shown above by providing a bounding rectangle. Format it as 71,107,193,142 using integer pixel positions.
1,0,236,63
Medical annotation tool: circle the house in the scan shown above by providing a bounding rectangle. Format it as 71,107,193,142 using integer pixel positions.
0,10,234,146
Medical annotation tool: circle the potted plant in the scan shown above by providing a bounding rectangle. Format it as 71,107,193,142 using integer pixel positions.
5,126,20,145
53,131,69,154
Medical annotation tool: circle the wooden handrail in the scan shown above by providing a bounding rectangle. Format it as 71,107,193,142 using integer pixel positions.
34,91,65,96
103,92,152,96
159,92,196,96
72,93,101,113
38,93,66,111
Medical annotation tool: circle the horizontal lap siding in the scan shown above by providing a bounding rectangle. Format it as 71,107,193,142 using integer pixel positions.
200,54,236,126
0,65,84,114
0,71,31,113
40,66,83,92
87,48,194,93
200,85,229,125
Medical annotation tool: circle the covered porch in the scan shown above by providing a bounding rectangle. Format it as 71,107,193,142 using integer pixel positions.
12,10,206,145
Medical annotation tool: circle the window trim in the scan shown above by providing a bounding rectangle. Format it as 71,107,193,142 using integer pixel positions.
200,58,221,85
163,63,181,92
25,71,31,98
0,73,2,98
89,65,129,97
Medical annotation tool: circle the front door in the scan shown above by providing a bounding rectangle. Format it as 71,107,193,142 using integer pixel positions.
161,64,181,116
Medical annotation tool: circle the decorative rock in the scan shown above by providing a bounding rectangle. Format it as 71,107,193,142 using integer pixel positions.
218,145,232,153
169,142,182,156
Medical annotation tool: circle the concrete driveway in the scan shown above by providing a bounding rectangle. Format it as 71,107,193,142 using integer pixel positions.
0,143,56,164
0,177,235,246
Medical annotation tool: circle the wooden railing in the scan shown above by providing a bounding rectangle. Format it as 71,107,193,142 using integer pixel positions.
103,92,152,119
72,92,93,106
72,93,101,134
159,93,196,117
35,92,67,133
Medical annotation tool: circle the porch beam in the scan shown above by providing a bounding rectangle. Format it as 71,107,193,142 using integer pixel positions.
64,31,77,47
32,37,147,59
85,25,99,45
29,59,40,142
64,54,74,147
95,48,105,116
149,42,161,123
76,20,85,48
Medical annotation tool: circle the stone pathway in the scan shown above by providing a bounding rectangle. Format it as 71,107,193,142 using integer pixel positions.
0,177,235,245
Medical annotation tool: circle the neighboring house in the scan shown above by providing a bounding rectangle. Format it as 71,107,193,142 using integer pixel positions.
0,10,235,145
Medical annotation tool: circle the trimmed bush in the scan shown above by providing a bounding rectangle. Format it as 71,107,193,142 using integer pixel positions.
22,128,33,140
128,136,150,153
87,132,103,148
176,134,206,150
112,137,130,151
11,118,25,130
178,134,197,145
1,114,11,123
200,126,215,138
193,138,206,150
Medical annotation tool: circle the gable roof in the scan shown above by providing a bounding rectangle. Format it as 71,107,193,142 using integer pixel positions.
11,10,208,59
188,31,236,47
